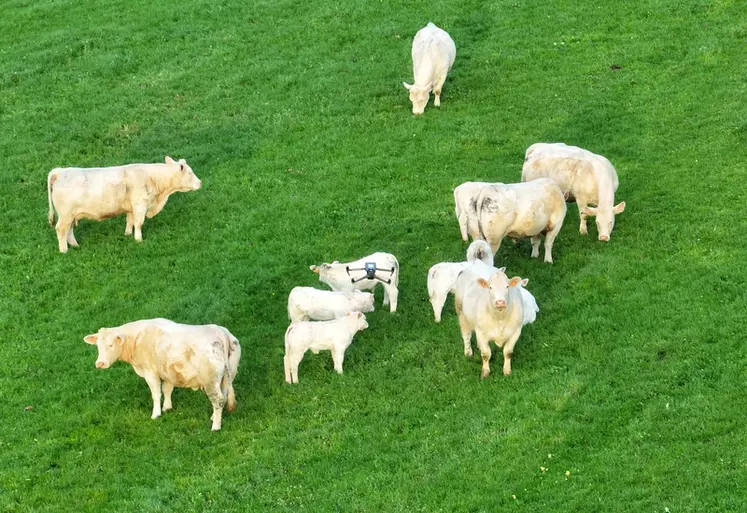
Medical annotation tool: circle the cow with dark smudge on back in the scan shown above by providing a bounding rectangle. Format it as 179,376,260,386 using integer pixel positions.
84,318,241,431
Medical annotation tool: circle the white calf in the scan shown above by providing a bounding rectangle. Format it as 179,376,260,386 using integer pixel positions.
284,312,369,384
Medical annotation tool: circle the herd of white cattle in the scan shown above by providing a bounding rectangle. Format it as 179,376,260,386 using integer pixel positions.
49,23,626,430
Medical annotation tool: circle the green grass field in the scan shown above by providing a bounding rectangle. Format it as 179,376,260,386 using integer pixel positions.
1,0,746,511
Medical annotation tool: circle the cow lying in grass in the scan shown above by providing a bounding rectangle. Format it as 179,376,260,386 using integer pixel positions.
288,287,374,323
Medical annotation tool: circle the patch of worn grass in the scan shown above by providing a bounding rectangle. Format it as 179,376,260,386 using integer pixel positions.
0,0,745,511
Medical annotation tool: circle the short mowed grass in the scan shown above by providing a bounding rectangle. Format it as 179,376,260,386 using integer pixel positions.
1,0,746,511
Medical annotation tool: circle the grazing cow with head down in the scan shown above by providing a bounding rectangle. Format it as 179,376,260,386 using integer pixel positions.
84,318,240,431
403,22,456,115
476,179,567,263
47,156,201,252
522,142,625,241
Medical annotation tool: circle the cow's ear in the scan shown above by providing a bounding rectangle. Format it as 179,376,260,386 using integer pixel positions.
582,206,598,216
332,261,339,265
614,201,626,214
509,277,522,287
114,334,125,346
165,156,175,165
403,82,413,91
310,265,319,273
521,278,529,286
498,267,506,273
84,334,98,345
477,278,489,288
345,312,352,316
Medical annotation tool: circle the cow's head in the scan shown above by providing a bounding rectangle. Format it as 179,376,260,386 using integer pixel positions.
403,82,430,115
165,156,202,191
476,267,511,311
84,329,125,369
351,290,375,313
582,201,626,241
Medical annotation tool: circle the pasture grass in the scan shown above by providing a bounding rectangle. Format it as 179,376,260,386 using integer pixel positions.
1,0,746,511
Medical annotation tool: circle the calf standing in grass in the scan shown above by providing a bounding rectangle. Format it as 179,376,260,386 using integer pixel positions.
454,262,528,378
310,252,399,312
288,287,375,323
284,312,369,384
403,22,456,115
47,156,201,252
476,179,567,263
427,240,494,323
522,142,625,241
84,318,240,431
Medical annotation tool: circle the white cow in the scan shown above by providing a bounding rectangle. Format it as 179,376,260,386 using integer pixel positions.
476,179,567,263
310,252,399,312
288,287,375,323
47,156,201,253
453,181,498,241
522,142,625,241
403,22,456,115
84,318,240,431
284,312,369,384
454,261,528,378
427,240,494,323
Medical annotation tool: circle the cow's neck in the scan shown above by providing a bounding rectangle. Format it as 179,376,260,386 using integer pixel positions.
118,335,137,364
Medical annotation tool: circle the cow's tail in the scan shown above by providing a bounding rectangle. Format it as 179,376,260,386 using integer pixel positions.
392,256,400,288
222,332,241,412
47,170,57,226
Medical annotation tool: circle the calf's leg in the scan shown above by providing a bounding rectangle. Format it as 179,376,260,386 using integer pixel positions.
530,235,541,258
457,311,473,358
332,347,346,374
55,217,73,253
383,283,398,312
132,206,147,242
475,332,492,379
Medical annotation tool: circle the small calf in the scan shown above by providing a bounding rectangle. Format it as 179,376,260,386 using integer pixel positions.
310,252,399,312
84,318,240,431
284,312,369,384
288,287,374,323
427,241,494,323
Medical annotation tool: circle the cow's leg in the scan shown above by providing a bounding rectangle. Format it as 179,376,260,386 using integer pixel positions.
331,347,346,374
205,381,226,431
457,211,469,241
66,226,79,247
144,375,162,419
383,284,398,313
431,293,446,323
475,332,492,379
457,311,473,358
382,284,390,307
544,223,562,264
530,235,541,258
502,329,522,376
125,213,134,236
577,200,589,236
162,381,174,411
132,206,147,242
433,74,447,107
55,217,73,253
284,353,292,384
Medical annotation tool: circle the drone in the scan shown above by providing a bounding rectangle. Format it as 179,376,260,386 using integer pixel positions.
346,262,395,284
